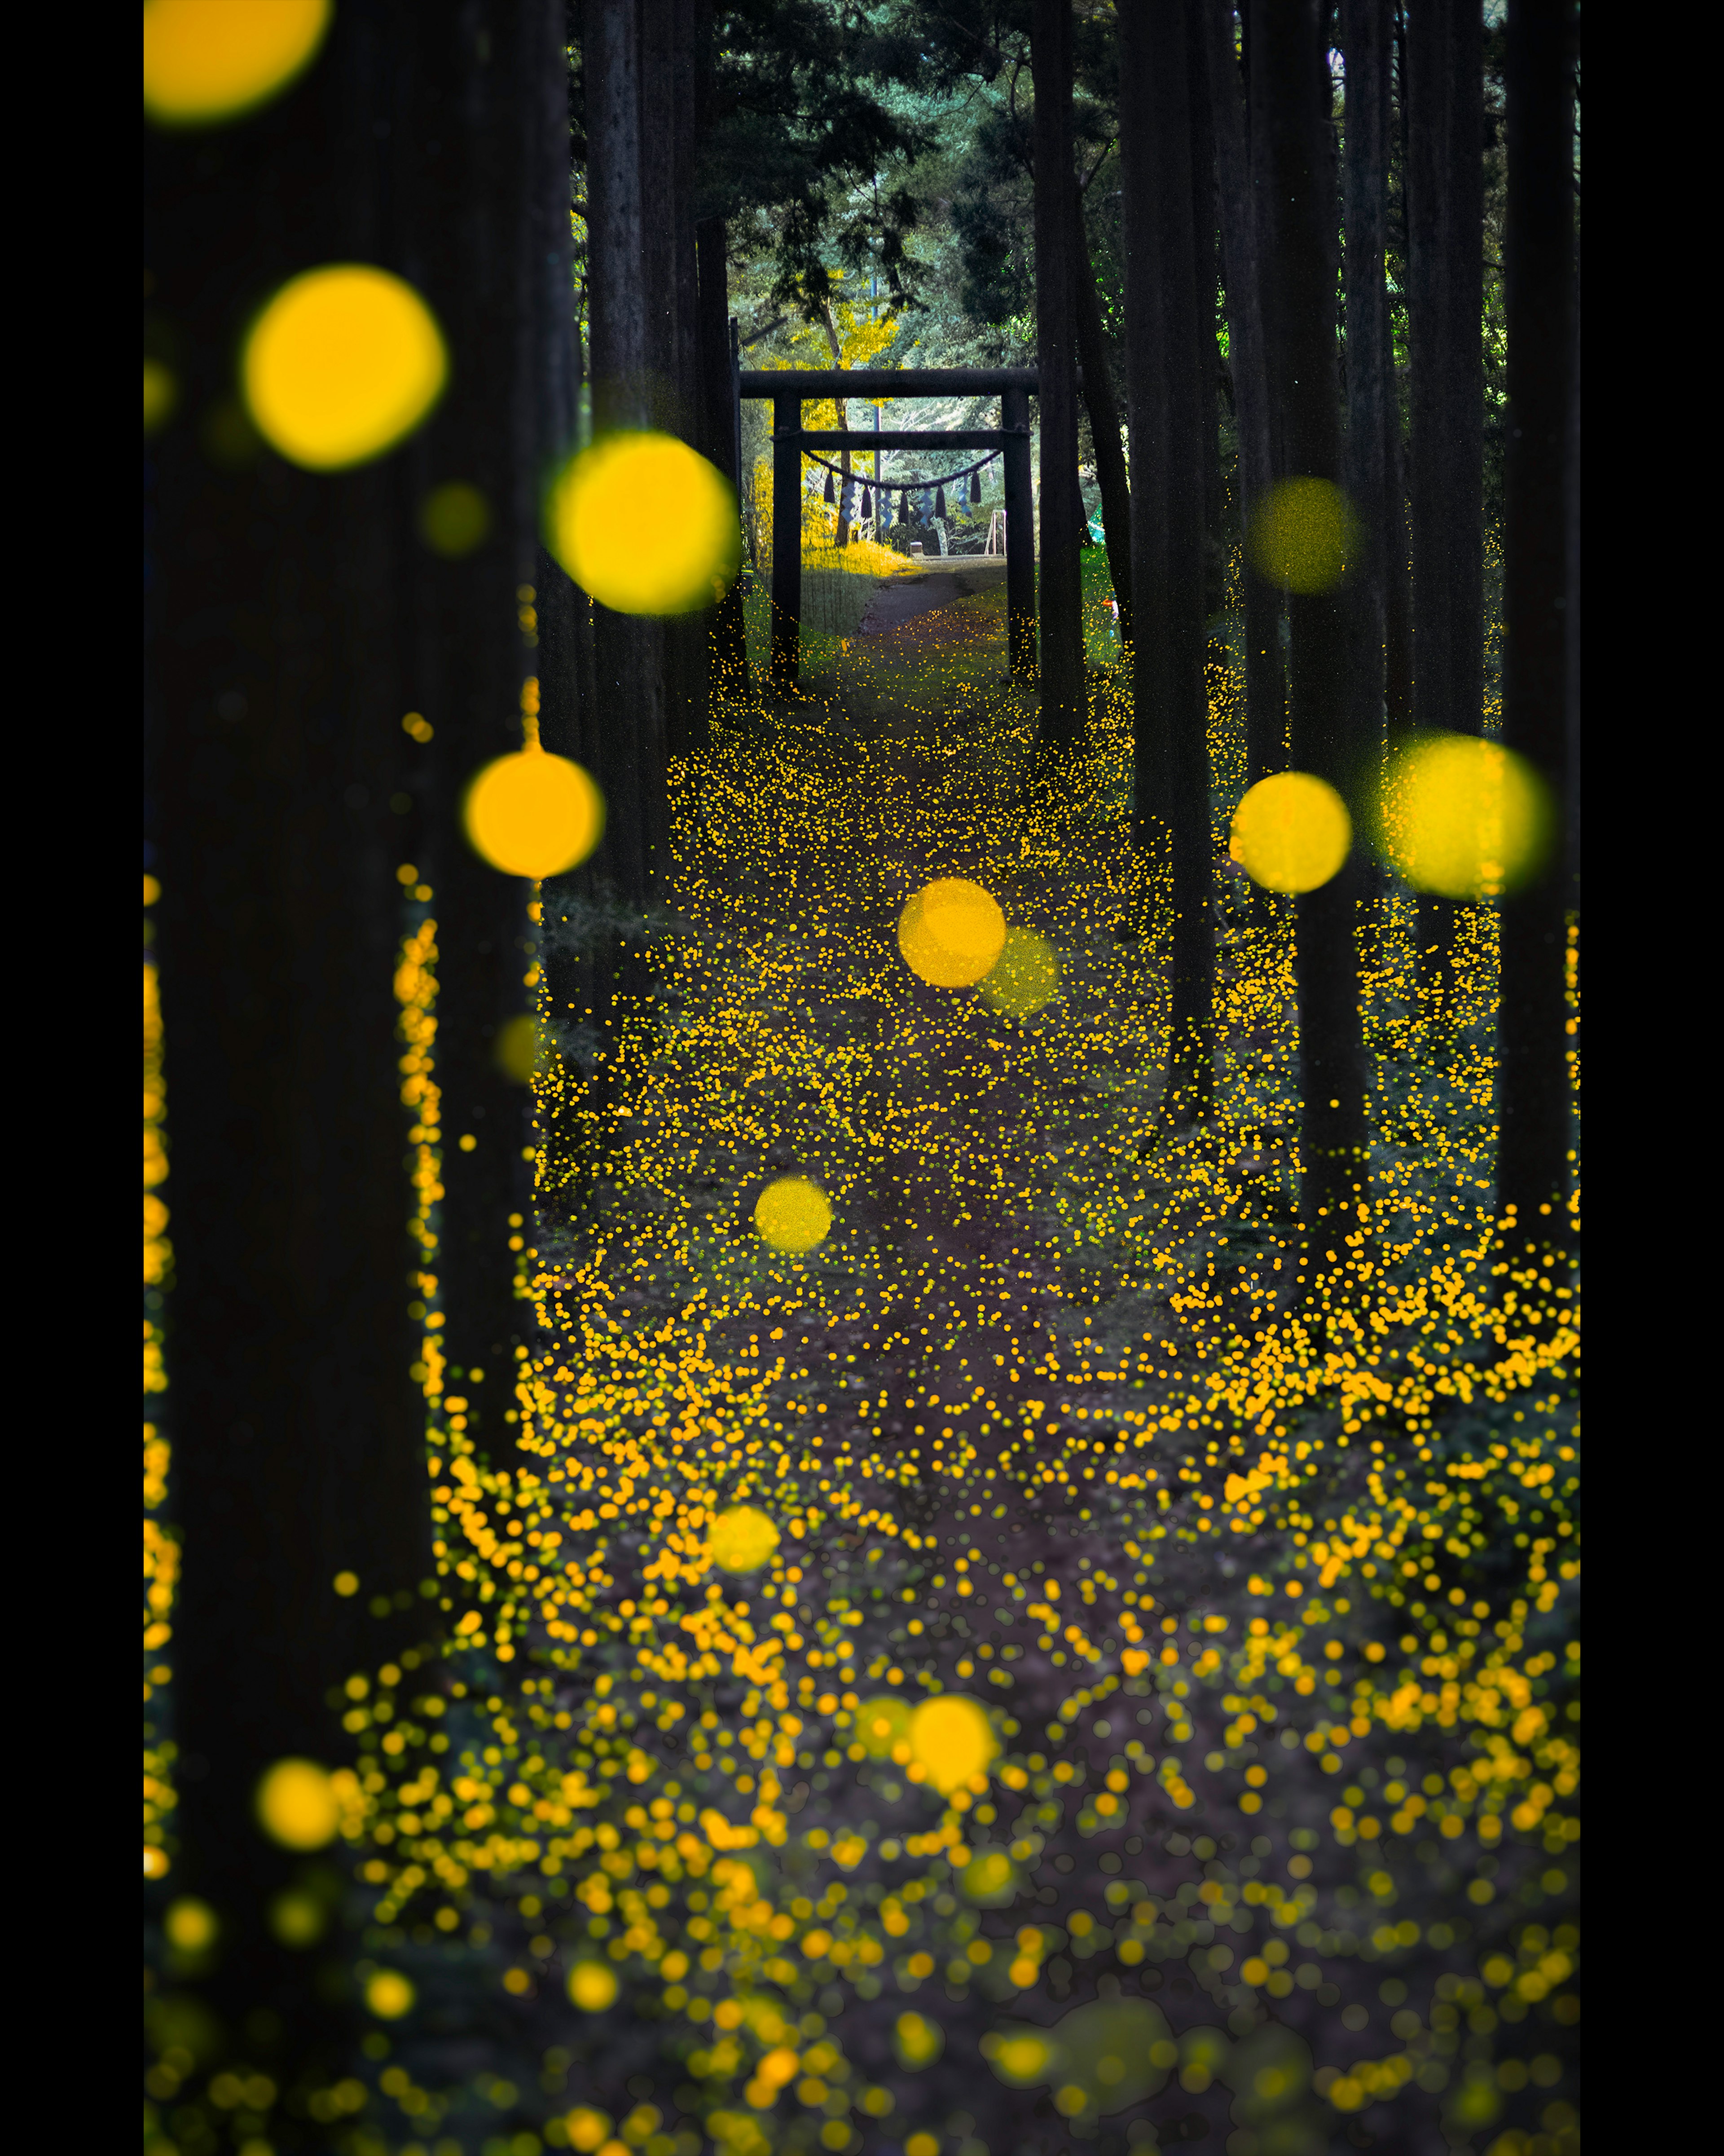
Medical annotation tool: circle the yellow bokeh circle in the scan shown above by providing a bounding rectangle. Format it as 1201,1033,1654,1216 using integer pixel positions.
255,1758,339,1850
1230,772,1352,894
908,1693,998,1794
144,0,331,127
754,1175,832,1254
981,926,1061,1017
898,878,1007,988
708,1505,781,1574
985,2029,1056,2086
463,749,604,879
894,2011,945,2069
545,432,741,616
164,1897,219,1952
419,480,493,558
494,1013,545,1084
242,265,448,471
959,1849,1018,1905
144,358,177,436
268,1888,327,1948
856,1695,912,1760
567,1961,620,2012
365,1970,415,2020
1379,732,1552,899
1247,477,1359,594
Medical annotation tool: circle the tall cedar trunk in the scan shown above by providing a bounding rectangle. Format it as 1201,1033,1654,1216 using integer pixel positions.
145,0,560,2070
666,0,708,754
587,0,656,898
1497,0,1575,1252
634,0,675,852
1189,24,1226,630
1121,0,1215,1123
1253,0,1369,1243
1031,0,1084,747
1206,0,1285,792
1072,188,1133,647
695,217,747,692
1341,0,1395,786
1406,0,1484,998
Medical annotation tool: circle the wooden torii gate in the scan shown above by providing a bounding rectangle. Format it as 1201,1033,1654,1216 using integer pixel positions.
736,367,1044,693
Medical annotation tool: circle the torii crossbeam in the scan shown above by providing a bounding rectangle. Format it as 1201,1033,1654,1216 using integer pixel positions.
736,365,1051,692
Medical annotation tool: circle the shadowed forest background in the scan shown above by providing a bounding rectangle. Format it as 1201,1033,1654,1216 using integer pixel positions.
143,4,1579,2156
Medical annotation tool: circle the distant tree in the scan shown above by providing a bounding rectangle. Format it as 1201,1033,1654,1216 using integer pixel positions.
1031,0,1086,749
1121,0,1214,1124
1251,0,1369,1244
1497,0,1577,1257
1404,0,1485,1005
1204,0,1285,796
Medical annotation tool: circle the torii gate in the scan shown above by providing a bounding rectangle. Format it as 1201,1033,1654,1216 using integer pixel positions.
736,366,1049,694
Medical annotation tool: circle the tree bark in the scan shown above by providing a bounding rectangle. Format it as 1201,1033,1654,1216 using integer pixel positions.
695,216,748,694
587,0,658,897
1072,185,1133,648
1252,0,1369,1244
1121,0,1215,1125
1497,0,1575,1254
1341,0,1395,779
145,0,562,2076
1031,0,1084,749
1205,0,1285,792
1405,0,1484,996
1189,17,1226,629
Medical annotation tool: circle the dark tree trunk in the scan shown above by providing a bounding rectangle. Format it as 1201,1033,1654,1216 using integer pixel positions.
1405,0,1484,997
1189,18,1226,629
145,0,563,2078
587,0,659,896
1121,0,1215,1125
1341,0,1396,776
664,0,708,754
1073,186,1133,648
695,215,748,694
1497,0,1576,1253
1206,0,1285,792
1253,0,1369,1243
1031,0,1085,748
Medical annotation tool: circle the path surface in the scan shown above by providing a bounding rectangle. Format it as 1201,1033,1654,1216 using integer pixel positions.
364,592,1580,2156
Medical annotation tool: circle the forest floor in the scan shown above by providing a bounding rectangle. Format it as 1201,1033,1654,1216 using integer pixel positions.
198,562,1578,2156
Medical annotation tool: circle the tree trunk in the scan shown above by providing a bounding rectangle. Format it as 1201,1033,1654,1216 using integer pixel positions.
1121,0,1215,1125
1205,0,1285,792
1341,0,1395,780
1189,18,1226,629
1497,0,1575,1255
1031,0,1085,748
1252,0,1369,1245
822,301,856,550
1405,0,1484,999
695,216,748,693
1072,186,1133,648
587,0,657,897
145,0,562,2077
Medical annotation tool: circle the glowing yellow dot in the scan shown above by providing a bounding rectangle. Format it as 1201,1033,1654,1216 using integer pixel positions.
462,748,604,878
144,0,331,127
242,265,448,472
144,358,176,436
708,1505,781,1574
1379,732,1553,899
494,1013,545,1084
143,1847,169,1880
985,2031,1054,2086
1247,477,1359,593
856,1695,912,1759
959,1849,1018,1905
332,1570,359,1596
418,480,493,558
908,1693,997,1794
895,2015,944,2070
981,926,1060,1017
255,1758,339,1850
754,1176,832,1254
898,878,1007,988
268,1889,326,1948
364,1969,415,2019
164,1897,218,1952
567,1961,620,2012
544,432,740,616
1230,772,1352,893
